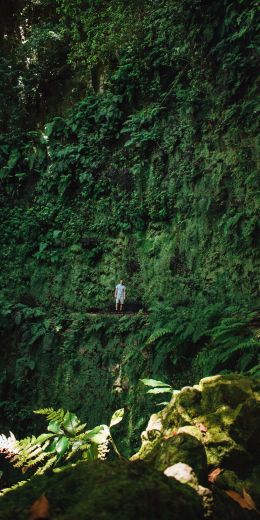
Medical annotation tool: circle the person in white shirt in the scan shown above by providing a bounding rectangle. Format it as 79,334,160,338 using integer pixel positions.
114,280,126,312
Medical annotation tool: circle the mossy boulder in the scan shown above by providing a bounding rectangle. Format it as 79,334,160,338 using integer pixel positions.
0,460,203,520
144,432,207,483
134,374,260,510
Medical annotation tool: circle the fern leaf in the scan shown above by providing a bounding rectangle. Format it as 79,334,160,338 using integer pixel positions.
146,327,173,345
34,408,66,423
35,455,57,475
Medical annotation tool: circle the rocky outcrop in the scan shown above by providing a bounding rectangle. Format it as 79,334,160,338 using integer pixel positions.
133,374,260,518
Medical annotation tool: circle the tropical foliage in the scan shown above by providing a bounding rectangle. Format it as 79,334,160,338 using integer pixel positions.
0,407,124,476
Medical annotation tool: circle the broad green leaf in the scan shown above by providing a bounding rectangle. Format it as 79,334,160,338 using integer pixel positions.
83,443,99,460
110,408,124,428
86,425,110,444
45,437,59,453
63,412,79,434
55,436,69,457
140,379,172,388
47,420,62,434
36,433,55,443
147,387,173,394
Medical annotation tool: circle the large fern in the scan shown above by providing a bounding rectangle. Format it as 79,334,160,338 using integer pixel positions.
145,306,197,372
146,327,173,345
194,311,260,376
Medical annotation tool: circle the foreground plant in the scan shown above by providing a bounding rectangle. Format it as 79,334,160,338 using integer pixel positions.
0,407,124,476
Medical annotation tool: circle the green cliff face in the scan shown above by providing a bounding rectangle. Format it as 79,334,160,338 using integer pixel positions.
0,0,259,445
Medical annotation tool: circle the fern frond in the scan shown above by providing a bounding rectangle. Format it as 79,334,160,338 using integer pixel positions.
238,350,256,371
34,408,66,423
65,441,89,461
0,407,114,476
0,480,28,497
247,364,260,376
146,327,173,345
35,454,57,475
24,450,50,470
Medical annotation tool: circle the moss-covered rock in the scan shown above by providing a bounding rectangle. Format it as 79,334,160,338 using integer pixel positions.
134,374,260,511
0,460,203,520
147,433,207,483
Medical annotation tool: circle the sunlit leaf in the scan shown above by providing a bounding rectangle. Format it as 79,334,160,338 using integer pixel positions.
140,379,172,388
36,433,55,444
47,420,62,434
147,387,173,394
45,438,59,453
86,425,110,443
63,412,79,434
55,436,69,458
110,408,124,428
83,443,99,460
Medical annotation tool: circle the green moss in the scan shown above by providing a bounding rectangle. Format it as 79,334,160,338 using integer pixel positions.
0,461,203,520
135,375,260,502
153,433,207,482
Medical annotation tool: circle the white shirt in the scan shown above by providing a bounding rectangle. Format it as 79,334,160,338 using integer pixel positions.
116,284,125,298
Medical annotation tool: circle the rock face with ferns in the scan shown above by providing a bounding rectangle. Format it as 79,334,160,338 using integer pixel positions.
0,0,259,515
0,0,259,446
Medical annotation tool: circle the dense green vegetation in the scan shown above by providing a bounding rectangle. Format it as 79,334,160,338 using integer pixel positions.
0,406,124,477
0,0,259,463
